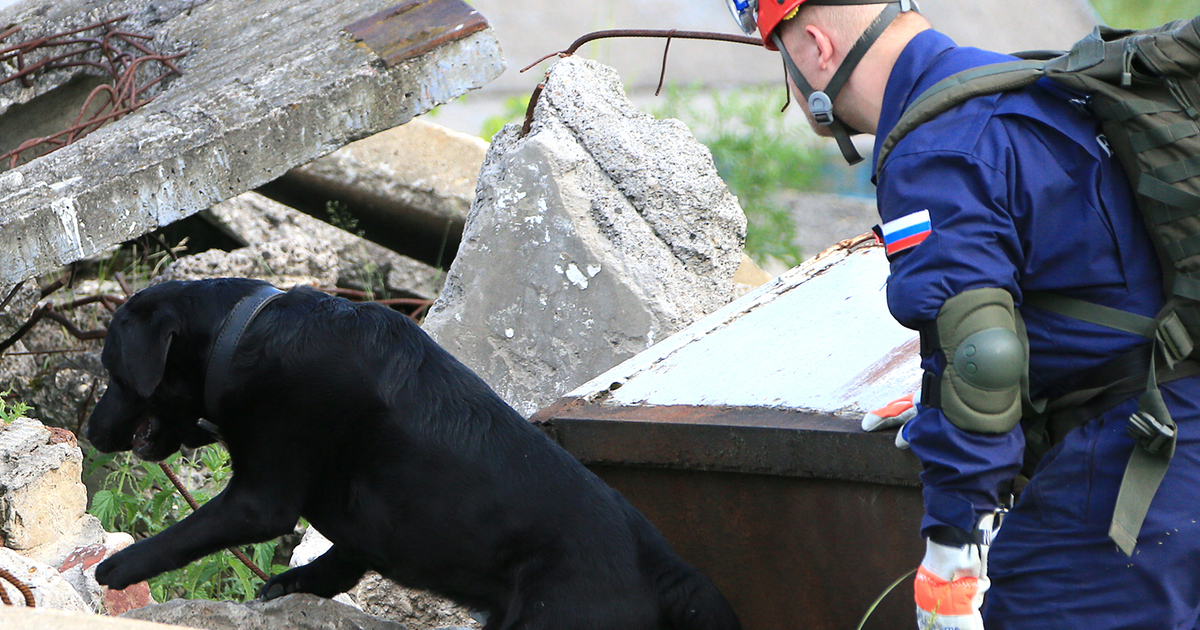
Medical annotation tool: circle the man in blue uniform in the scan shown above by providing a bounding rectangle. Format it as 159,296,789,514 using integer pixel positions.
725,0,1200,628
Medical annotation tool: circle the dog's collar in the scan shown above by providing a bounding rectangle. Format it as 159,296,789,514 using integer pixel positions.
203,284,285,420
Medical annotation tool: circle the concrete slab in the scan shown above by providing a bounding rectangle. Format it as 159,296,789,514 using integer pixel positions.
567,237,920,417
0,0,504,289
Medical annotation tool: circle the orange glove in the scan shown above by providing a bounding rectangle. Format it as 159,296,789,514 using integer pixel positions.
862,393,916,448
914,513,996,630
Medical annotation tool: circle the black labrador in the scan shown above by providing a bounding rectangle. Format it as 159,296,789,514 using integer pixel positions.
86,278,740,630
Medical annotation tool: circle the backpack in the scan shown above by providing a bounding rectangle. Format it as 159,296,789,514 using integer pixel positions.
875,15,1200,556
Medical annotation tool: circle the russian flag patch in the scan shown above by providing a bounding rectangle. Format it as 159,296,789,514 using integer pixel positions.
882,210,932,257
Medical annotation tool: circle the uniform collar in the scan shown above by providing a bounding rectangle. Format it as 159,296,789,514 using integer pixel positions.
872,29,959,173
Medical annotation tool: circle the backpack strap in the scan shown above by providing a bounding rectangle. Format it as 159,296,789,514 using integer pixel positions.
1023,290,1199,555
875,60,1047,177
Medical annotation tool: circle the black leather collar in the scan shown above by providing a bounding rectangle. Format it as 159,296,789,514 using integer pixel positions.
203,284,284,420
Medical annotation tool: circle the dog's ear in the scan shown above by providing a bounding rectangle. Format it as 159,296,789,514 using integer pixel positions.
118,307,180,398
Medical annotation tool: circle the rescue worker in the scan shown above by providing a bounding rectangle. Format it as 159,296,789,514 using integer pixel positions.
724,0,1200,628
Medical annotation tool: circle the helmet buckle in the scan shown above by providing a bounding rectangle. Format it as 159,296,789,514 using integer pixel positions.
808,91,835,125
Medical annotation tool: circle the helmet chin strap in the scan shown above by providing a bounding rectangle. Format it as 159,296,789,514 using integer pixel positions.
772,1,905,165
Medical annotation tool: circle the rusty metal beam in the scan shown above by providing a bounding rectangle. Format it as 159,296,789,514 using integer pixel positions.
532,398,921,486
345,0,489,67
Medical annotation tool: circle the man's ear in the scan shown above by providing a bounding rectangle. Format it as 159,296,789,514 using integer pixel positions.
119,307,180,398
804,23,837,71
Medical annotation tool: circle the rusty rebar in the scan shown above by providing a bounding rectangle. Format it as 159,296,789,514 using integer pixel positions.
156,462,270,582
0,16,186,170
517,29,764,138
0,567,35,606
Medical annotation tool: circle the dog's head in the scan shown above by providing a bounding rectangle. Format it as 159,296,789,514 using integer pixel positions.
86,279,265,460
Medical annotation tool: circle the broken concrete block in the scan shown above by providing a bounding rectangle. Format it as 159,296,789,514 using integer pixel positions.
0,546,90,613
0,417,88,552
0,0,504,291
291,526,478,628
155,237,341,289
266,118,490,265
122,594,410,630
202,192,444,299
423,57,747,417
57,534,154,617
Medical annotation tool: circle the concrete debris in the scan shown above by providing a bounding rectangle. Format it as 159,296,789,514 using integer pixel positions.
291,526,480,629
0,546,90,613
155,238,341,289
0,417,153,614
265,118,490,266
0,417,88,552
0,0,504,291
122,594,418,630
199,192,444,299
423,56,747,417
1,607,188,630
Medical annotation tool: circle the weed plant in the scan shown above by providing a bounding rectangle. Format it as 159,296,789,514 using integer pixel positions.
87,445,288,602
0,390,30,423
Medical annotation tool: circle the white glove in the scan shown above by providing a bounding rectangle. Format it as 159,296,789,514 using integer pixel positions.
914,513,997,630
862,393,916,448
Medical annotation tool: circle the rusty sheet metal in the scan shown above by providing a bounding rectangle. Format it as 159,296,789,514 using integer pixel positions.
532,400,924,629
592,465,923,630
345,0,489,67
533,399,921,486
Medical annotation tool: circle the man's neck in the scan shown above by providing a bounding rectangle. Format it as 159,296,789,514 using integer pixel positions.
838,15,930,135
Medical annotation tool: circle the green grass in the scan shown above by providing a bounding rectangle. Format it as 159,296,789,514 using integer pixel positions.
1090,0,1195,29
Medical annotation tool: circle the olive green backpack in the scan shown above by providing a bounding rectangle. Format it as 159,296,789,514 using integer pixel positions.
876,15,1200,555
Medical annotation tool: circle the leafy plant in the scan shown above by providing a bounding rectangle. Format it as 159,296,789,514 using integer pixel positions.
0,390,30,423
87,445,288,602
324,200,365,238
654,84,823,268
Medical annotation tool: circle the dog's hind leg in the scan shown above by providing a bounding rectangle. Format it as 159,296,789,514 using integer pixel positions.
259,544,369,601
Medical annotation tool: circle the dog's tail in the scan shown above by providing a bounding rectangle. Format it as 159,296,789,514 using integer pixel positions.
657,564,742,630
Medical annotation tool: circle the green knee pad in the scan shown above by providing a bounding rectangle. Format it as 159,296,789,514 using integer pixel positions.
934,288,1026,434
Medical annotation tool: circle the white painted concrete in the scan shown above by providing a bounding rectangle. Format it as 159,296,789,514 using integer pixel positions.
570,241,923,417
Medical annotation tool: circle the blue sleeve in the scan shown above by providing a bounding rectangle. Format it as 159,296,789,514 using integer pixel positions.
878,148,1026,535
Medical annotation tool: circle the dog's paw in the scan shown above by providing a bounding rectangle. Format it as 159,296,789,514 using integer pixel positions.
259,569,303,601
95,554,142,591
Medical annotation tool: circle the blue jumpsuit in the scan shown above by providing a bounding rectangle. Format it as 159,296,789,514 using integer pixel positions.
875,30,1200,629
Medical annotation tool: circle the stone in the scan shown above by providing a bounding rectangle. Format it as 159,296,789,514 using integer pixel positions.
154,237,341,289
122,593,411,630
0,417,87,551
0,546,90,612
0,0,504,291
0,607,187,630
201,192,444,299
25,513,107,569
422,56,747,417
291,526,479,629
267,118,490,265
56,533,154,616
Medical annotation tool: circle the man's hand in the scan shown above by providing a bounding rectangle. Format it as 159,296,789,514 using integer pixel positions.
862,393,916,448
914,514,996,630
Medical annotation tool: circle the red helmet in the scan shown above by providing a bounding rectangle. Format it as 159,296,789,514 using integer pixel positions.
727,0,913,51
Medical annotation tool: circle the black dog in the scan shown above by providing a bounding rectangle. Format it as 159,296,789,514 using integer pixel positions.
86,278,740,630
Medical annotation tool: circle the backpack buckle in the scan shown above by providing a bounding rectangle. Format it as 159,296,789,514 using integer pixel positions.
1156,311,1194,365
1128,410,1176,456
